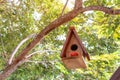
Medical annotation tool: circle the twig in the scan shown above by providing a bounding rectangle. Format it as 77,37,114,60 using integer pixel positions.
26,60,59,64
8,33,36,65
25,50,60,59
60,0,69,16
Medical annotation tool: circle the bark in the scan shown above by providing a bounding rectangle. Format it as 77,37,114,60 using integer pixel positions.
0,1,120,80
74,0,82,9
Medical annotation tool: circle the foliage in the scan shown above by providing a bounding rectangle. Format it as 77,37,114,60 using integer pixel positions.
0,0,120,80
7,53,120,80
0,0,64,70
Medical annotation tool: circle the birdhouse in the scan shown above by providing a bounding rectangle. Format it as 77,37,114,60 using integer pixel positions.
61,26,90,69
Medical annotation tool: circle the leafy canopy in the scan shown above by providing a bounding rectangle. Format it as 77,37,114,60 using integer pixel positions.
0,0,120,80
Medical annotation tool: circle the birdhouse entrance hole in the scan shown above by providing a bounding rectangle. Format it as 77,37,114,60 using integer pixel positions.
71,44,78,51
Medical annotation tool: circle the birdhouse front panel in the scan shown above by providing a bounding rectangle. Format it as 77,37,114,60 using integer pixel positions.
62,56,87,69
65,34,83,58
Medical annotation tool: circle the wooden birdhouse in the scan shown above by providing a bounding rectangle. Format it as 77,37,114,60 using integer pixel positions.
61,26,90,69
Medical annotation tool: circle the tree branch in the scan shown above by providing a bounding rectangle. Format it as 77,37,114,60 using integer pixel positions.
0,4,120,80
84,6,120,15
74,0,83,9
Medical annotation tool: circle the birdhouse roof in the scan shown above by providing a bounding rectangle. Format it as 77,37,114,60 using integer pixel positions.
60,26,90,60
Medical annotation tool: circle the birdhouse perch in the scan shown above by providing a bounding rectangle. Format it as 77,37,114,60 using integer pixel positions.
61,26,90,69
